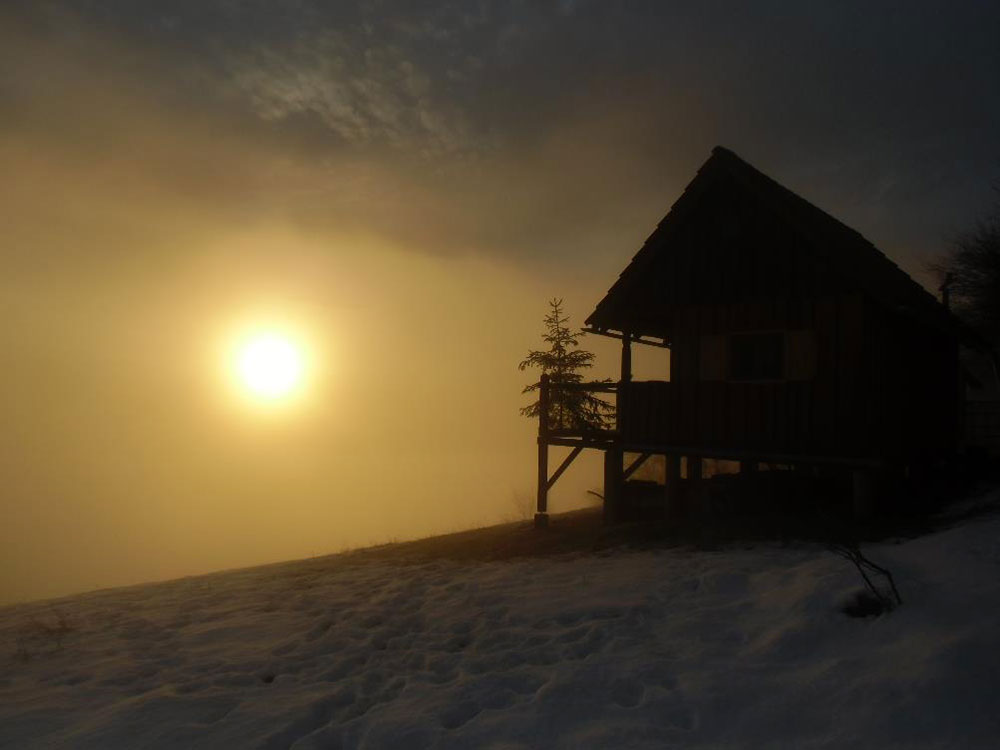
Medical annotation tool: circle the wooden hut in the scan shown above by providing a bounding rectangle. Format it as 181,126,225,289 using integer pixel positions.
534,146,975,525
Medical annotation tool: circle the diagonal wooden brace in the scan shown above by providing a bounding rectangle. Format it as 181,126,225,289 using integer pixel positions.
623,452,652,481
547,446,584,491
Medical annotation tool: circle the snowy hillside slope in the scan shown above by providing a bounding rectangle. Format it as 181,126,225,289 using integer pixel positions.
2,502,1000,749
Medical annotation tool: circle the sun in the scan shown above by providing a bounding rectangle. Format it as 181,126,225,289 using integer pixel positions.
234,332,305,401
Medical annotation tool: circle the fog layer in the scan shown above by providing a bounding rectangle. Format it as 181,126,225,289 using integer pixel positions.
2,2,996,602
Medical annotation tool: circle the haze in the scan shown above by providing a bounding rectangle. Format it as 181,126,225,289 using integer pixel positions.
2,1,998,603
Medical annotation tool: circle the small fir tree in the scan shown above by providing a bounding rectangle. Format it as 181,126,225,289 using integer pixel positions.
519,299,614,430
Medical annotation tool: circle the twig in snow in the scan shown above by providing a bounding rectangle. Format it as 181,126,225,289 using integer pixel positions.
829,543,902,612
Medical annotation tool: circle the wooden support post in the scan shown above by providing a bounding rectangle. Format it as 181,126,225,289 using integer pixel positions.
687,456,703,481
535,373,550,528
664,454,681,520
620,332,632,383
617,332,632,441
740,460,757,475
603,447,623,525
686,456,705,519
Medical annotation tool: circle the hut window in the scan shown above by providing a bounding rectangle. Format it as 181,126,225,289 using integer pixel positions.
729,332,784,381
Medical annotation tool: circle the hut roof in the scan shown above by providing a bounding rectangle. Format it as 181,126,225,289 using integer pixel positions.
586,146,978,345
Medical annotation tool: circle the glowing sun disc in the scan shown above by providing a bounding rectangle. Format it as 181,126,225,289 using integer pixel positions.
236,333,305,399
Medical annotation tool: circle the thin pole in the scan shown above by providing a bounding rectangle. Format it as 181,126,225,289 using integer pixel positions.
535,373,550,527
621,331,633,383
618,332,632,439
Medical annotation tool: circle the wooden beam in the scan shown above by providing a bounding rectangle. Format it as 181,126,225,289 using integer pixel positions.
546,381,618,393
541,436,883,468
543,436,616,449
581,328,670,348
547,428,617,439
614,441,884,468
622,452,652,480
546,446,583,491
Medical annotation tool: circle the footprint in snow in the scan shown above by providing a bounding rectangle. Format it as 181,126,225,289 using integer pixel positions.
360,613,384,629
703,571,749,596
484,605,510,623
440,699,481,729
556,625,590,644
467,649,527,674
401,651,426,671
476,630,516,652
611,678,645,708
271,640,298,656
260,689,355,750
520,633,550,649
444,634,473,652
173,678,209,694
305,618,334,641
318,653,368,682
57,673,91,687
490,670,546,696
424,654,460,684
480,688,518,710
639,661,678,690
662,703,696,731
522,646,559,667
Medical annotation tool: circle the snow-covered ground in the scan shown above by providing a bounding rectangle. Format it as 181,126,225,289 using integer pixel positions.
3,504,1000,749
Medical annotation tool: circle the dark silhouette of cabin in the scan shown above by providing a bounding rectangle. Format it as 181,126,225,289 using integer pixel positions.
534,146,978,526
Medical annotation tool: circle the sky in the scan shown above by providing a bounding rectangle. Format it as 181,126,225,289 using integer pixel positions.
2,1,998,603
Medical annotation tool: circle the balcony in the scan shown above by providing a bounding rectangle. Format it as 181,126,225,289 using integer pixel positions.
540,378,850,461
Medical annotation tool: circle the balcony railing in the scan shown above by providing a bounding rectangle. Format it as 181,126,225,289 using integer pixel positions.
616,379,822,454
537,377,831,456
536,375,617,443
538,374,961,463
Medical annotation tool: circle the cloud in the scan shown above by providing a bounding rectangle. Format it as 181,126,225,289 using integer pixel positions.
4,0,999,275
220,28,479,157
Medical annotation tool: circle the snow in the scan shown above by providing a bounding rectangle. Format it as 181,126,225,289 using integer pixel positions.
3,506,1000,749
